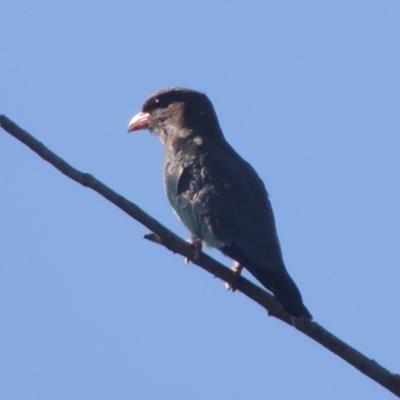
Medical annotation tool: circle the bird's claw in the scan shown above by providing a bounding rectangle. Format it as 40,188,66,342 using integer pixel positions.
225,262,244,291
184,236,203,264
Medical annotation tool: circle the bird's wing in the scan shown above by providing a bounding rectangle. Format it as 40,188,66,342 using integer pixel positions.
164,152,229,248
165,145,285,273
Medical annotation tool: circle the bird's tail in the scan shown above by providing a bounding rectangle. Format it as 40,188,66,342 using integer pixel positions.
250,268,312,319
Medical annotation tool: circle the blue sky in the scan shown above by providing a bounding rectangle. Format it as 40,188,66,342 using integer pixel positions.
1,2,400,399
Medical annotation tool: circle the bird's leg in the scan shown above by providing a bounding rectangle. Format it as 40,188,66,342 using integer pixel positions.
184,234,203,264
225,261,244,291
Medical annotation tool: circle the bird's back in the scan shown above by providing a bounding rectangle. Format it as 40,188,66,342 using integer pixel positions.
163,133,312,318
163,135,284,271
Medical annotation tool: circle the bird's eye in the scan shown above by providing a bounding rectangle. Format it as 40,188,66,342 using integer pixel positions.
152,97,169,109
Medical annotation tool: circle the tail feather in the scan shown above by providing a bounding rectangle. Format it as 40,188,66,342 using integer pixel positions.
220,244,312,318
250,268,312,319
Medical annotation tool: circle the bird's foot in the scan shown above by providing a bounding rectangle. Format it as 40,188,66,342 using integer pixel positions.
225,262,244,291
184,235,203,264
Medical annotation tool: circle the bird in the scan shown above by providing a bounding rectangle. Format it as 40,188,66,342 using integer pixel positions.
127,87,312,319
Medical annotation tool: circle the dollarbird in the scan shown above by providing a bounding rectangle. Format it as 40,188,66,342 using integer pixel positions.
128,87,312,319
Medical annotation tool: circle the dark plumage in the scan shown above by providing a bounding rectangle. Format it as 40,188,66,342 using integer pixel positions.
128,87,312,319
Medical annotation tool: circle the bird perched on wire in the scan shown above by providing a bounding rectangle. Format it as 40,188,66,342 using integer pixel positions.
128,87,312,319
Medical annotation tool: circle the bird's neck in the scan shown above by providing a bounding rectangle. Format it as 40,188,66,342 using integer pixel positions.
164,130,203,157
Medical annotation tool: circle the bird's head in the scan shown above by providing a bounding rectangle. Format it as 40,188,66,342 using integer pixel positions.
127,87,223,144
